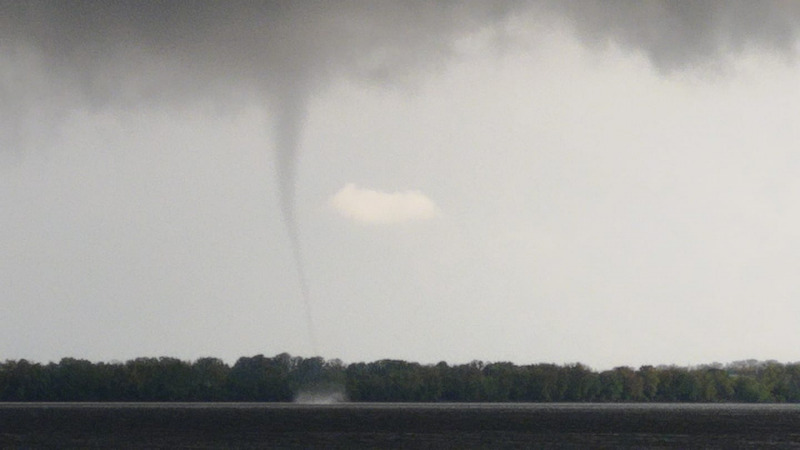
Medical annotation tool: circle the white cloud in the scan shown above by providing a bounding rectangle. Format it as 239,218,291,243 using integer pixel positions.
329,183,440,225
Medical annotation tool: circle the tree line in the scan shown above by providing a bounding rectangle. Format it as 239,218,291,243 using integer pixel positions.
2,354,799,402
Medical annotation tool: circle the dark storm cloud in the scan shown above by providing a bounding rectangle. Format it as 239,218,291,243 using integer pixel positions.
0,0,522,230
5,0,800,207
0,1,517,106
4,0,800,243
4,0,800,292
3,1,800,114
553,0,800,72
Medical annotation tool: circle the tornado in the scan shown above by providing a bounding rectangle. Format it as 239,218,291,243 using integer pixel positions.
272,76,319,356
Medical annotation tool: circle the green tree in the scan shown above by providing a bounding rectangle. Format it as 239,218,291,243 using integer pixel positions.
597,370,624,401
1,359,50,401
560,363,598,401
696,368,733,402
781,363,800,401
482,362,519,401
227,354,292,401
50,358,98,401
191,357,230,401
615,366,644,401
638,365,660,401
521,364,561,401
734,376,770,402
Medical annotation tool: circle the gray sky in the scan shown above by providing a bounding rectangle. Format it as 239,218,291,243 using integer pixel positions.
3,1,800,370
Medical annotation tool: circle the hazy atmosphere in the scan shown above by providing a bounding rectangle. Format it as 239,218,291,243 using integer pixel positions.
3,1,800,370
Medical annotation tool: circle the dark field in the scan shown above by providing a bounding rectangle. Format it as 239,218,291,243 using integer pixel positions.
2,403,800,448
